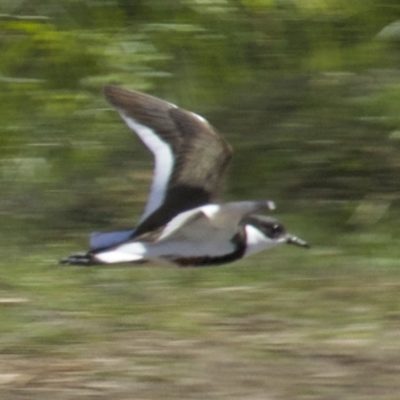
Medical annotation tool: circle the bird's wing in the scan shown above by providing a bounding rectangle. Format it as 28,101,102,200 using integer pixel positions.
103,85,232,237
89,229,136,251
152,201,275,244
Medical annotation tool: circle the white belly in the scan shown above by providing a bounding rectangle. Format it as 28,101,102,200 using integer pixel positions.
93,237,235,264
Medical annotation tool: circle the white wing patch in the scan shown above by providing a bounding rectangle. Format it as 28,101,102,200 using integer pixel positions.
118,111,175,222
156,206,209,241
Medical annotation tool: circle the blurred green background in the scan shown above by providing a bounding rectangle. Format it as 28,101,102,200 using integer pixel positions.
1,1,400,399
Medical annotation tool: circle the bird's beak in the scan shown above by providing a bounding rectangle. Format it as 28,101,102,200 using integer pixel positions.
286,234,310,248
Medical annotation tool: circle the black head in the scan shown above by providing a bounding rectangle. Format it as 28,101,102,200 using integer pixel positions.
243,215,309,248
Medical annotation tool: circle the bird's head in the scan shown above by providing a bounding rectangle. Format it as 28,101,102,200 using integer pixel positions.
243,215,309,253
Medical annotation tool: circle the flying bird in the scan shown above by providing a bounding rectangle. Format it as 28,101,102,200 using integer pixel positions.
61,86,308,267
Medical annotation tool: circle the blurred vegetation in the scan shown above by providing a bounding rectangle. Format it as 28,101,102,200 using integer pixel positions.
1,2,400,399
0,0,400,244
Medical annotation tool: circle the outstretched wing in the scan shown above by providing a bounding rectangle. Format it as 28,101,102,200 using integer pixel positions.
103,85,232,237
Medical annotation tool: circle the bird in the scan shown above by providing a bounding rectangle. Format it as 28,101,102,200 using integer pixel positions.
61,85,309,267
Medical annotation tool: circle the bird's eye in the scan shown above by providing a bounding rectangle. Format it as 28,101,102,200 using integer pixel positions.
271,224,284,237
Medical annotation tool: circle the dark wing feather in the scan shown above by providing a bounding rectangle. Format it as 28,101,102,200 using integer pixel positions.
103,85,232,237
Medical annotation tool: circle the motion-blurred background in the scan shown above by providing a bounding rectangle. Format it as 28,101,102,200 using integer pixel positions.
1,1,400,399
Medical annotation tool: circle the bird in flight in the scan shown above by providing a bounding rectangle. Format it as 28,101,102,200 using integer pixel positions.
61,86,308,267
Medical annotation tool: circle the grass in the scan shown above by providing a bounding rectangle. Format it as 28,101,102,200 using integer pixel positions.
0,219,400,399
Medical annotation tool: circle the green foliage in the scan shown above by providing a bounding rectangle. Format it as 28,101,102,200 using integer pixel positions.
0,0,400,242
0,3,400,397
